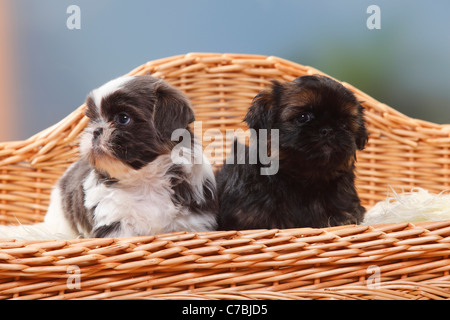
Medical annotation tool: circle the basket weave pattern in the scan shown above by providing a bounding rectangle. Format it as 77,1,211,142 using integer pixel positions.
1,53,450,299
2,221,450,299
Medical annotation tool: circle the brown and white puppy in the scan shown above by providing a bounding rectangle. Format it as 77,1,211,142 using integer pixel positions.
0,75,217,239
216,75,369,230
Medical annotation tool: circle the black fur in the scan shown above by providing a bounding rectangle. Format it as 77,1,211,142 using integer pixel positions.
91,221,121,238
216,75,369,230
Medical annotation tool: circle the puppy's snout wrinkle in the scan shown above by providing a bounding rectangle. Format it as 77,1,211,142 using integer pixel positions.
93,127,103,139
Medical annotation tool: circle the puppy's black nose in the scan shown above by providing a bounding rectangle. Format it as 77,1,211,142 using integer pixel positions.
320,127,333,137
93,127,103,139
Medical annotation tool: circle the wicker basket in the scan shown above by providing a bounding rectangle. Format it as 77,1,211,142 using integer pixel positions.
1,53,450,300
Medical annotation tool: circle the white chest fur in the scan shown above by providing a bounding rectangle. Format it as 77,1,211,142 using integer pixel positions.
82,153,216,237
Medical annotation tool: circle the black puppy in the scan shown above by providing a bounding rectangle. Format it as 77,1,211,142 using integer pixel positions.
216,75,369,230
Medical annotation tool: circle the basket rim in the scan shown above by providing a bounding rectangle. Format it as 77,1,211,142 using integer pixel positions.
2,52,448,150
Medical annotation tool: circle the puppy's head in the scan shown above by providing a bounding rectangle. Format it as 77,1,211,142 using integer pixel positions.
245,75,369,174
80,75,194,178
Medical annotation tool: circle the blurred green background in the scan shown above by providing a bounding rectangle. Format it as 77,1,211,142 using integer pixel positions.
1,0,449,141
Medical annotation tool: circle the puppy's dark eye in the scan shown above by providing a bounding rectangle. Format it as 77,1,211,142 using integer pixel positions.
114,113,131,126
297,112,314,124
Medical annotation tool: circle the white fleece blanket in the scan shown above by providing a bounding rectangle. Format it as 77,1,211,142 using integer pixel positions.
363,187,450,225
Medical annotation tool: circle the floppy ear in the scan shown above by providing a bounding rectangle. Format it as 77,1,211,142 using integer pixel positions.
244,81,282,131
356,105,369,150
153,81,195,140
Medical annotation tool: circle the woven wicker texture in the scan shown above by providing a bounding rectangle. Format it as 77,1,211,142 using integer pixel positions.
1,53,450,299
2,221,450,300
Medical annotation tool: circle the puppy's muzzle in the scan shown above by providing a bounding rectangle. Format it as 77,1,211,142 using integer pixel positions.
320,127,333,137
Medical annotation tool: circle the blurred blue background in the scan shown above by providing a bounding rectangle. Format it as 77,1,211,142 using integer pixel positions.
1,0,449,141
